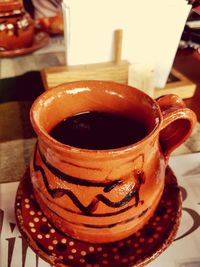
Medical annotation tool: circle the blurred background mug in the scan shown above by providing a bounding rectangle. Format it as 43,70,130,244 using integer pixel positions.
0,0,34,50
30,80,196,243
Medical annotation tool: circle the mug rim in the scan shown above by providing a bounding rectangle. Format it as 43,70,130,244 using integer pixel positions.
30,80,163,155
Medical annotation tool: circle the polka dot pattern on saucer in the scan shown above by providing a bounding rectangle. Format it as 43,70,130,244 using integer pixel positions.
15,167,181,267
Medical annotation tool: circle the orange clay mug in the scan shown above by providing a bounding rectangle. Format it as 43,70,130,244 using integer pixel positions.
30,81,196,243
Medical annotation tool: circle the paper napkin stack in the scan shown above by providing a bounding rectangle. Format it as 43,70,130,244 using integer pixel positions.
62,0,191,88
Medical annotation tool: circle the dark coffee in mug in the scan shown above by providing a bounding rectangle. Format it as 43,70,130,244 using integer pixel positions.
49,111,148,150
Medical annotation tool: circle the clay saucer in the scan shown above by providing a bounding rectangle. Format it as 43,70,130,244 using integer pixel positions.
15,167,182,267
0,31,49,58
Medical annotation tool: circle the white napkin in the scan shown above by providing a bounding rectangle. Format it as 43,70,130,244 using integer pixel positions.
62,0,191,88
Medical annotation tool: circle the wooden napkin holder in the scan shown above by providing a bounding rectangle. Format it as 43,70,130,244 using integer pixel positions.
41,30,196,99
41,29,129,89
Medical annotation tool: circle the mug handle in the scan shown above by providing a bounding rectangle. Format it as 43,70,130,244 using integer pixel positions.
156,94,197,160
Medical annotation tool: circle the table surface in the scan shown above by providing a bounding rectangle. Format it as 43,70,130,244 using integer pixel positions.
0,47,200,184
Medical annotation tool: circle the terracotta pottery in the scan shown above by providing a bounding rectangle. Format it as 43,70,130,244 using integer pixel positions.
0,31,49,57
30,81,196,243
0,0,34,50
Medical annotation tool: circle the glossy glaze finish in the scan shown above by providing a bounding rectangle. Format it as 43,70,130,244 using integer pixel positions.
0,0,34,50
30,81,196,243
